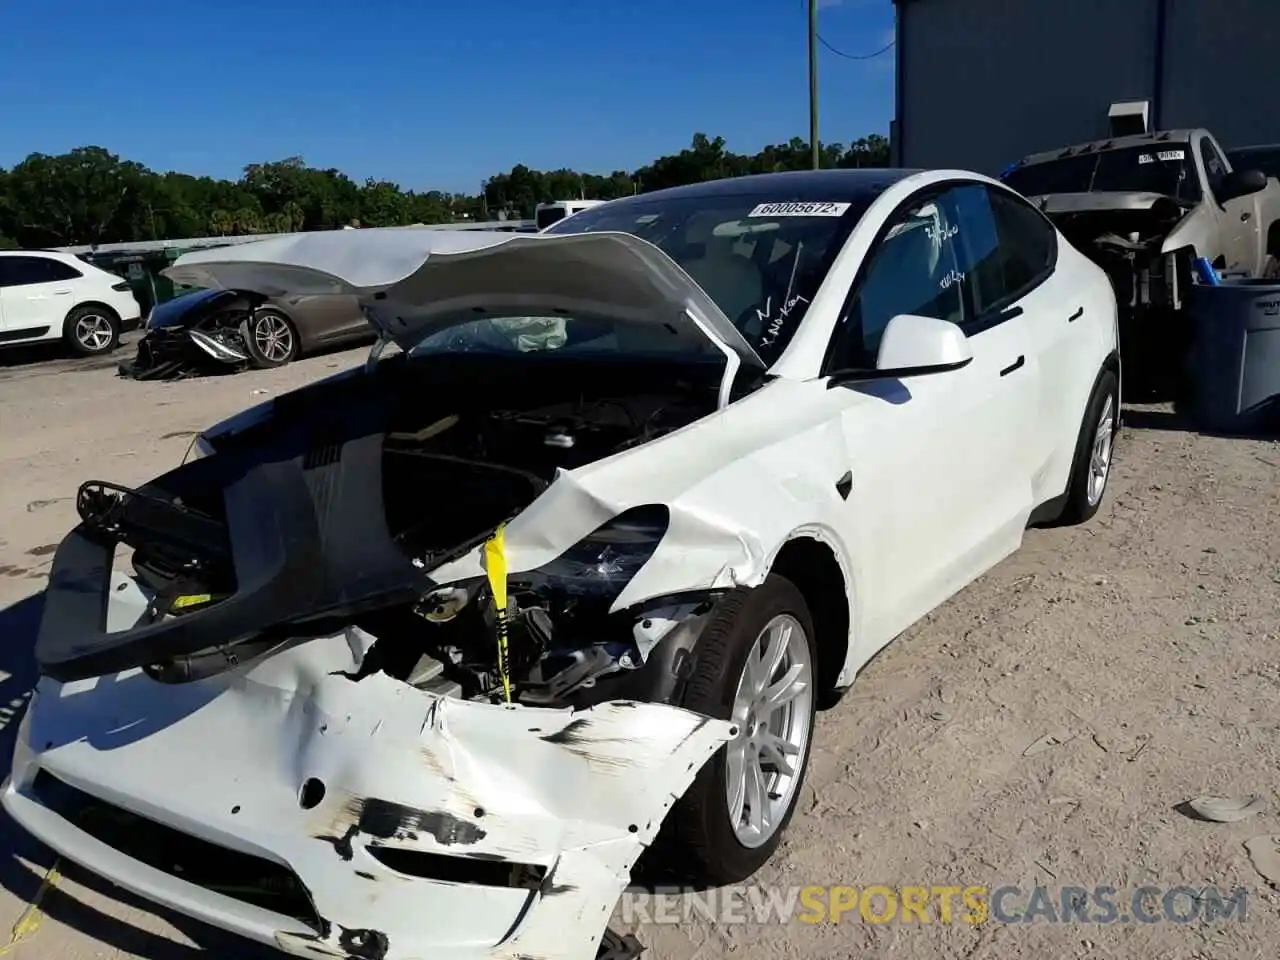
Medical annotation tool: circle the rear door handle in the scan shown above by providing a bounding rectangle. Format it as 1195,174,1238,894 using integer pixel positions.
1000,355,1025,377
1068,306,1084,322
1241,211,1252,221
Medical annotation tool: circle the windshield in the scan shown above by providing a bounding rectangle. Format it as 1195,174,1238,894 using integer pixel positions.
1003,145,1201,203
539,191,872,364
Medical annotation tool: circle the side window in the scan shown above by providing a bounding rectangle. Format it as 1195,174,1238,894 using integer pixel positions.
1201,138,1227,191
42,258,82,282
939,184,1004,318
987,187,1057,303
828,190,965,369
0,256,79,288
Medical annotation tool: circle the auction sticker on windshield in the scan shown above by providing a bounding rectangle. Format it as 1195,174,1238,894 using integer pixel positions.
748,201,851,218
1138,150,1185,164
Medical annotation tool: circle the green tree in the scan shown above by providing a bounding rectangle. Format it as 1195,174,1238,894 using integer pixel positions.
0,129,892,246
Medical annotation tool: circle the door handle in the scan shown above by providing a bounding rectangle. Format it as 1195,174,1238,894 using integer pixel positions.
1068,306,1084,323
1241,211,1252,222
999,355,1025,377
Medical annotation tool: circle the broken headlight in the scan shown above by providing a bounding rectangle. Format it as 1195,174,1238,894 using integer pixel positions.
529,504,669,598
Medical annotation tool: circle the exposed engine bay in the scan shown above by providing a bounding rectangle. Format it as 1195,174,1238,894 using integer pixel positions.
1037,193,1194,315
46,352,744,711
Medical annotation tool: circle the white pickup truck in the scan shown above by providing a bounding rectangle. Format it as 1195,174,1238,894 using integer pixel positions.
1001,128,1280,391
1003,127,1280,300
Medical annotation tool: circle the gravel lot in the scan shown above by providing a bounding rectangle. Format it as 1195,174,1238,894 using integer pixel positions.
0,337,1278,959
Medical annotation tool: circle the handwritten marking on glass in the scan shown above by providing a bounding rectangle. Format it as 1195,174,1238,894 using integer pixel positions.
757,294,810,348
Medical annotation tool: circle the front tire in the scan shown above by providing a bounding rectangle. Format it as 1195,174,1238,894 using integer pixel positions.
1058,368,1119,525
63,305,121,356
661,575,817,885
242,308,299,368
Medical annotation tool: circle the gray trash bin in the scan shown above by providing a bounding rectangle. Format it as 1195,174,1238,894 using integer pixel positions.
1189,279,1280,432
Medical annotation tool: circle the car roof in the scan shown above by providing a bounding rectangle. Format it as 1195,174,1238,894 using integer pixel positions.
1015,129,1200,167
1227,143,1280,154
595,168,921,208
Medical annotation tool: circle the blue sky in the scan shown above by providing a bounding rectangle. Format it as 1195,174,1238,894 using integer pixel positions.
0,0,896,194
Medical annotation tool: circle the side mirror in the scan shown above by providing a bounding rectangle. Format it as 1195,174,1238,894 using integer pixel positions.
1218,168,1268,203
827,314,972,385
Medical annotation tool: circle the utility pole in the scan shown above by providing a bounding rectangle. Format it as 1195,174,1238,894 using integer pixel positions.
808,0,820,169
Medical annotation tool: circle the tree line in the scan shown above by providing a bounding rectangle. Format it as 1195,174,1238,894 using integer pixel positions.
0,132,889,249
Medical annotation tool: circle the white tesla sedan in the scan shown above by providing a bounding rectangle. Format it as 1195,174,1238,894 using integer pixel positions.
5,169,1120,960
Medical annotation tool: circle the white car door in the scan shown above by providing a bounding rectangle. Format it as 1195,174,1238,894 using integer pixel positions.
1199,135,1256,275
823,182,1039,650
0,255,77,337
937,183,1043,538
983,184,1105,502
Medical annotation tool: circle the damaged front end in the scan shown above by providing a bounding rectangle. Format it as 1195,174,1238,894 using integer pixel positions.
119,289,262,381
1035,191,1197,317
7,601,733,960
13,349,754,959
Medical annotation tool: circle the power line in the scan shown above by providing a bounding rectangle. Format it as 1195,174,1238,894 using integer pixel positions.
817,33,896,60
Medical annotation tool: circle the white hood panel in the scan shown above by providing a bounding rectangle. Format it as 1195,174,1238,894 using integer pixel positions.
164,227,765,370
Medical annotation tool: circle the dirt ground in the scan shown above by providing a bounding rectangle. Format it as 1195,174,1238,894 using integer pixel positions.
0,336,1278,959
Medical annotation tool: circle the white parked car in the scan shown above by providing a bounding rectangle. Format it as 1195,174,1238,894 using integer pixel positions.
0,250,143,356
6,169,1120,960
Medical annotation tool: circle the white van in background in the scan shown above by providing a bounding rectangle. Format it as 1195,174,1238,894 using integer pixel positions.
535,199,606,231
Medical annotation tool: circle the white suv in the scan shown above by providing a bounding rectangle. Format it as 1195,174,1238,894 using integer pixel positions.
0,250,143,356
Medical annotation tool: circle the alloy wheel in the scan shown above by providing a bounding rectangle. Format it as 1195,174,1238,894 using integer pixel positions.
75,314,115,352
724,613,814,849
253,313,295,363
1087,393,1115,506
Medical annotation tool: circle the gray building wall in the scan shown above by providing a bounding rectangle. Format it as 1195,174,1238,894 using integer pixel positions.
1162,0,1280,150
896,0,1280,175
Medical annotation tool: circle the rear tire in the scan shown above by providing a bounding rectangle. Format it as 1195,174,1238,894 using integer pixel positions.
657,575,818,885
63,305,121,356
242,308,299,368
1057,368,1119,525
1262,254,1280,280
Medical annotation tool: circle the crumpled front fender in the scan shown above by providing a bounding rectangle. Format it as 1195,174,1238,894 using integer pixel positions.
5,594,734,960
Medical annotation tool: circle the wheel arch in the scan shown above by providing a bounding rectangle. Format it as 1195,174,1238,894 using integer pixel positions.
766,532,852,702
1267,220,1280,257
65,300,122,326
1102,347,1121,409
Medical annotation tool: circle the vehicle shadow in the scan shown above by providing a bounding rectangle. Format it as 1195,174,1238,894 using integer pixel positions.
1122,406,1280,439
117,335,373,382
0,591,277,958
0,339,135,376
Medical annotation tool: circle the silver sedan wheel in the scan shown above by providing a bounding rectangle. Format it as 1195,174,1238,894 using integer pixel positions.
725,613,813,849
253,312,295,364
75,313,115,352
1086,393,1115,507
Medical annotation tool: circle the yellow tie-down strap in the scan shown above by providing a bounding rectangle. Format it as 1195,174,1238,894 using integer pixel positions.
483,524,512,702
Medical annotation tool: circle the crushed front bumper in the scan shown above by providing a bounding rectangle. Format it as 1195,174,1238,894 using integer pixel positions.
118,327,249,380
4,578,732,960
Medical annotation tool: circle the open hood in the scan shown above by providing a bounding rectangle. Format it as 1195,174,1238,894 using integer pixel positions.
1028,190,1191,217
163,228,766,372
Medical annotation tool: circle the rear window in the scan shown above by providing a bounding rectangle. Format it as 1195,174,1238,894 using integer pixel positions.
545,191,875,363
